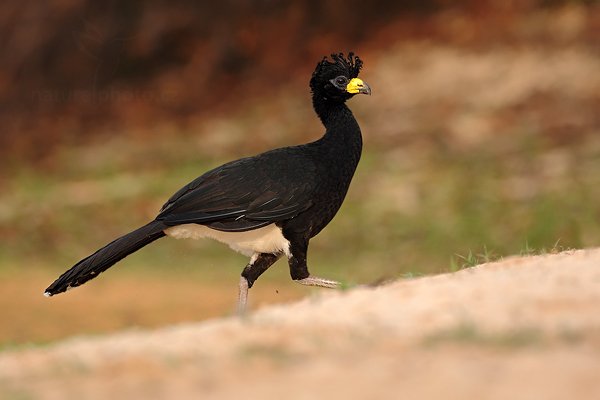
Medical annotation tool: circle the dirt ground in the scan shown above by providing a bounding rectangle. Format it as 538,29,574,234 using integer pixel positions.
1,249,600,399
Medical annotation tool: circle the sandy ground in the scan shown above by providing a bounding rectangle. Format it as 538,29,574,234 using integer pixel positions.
1,249,600,399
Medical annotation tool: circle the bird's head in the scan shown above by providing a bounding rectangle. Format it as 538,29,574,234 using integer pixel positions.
310,52,371,102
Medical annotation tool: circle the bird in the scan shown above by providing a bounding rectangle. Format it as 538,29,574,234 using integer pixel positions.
44,52,371,314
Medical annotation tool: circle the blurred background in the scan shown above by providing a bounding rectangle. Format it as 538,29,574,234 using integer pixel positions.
0,0,599,347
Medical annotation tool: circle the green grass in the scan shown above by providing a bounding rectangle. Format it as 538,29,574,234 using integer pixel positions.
519,239,568,256
450,246,498,272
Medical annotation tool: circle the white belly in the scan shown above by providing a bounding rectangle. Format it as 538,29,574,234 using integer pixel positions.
164,223,290,257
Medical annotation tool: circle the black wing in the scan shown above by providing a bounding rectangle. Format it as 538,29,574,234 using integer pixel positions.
156,148,317,232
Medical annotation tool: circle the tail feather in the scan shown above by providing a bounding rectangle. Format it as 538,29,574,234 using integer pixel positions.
45,221,166,296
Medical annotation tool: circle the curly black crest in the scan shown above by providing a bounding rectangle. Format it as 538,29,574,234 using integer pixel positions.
316,52,363,78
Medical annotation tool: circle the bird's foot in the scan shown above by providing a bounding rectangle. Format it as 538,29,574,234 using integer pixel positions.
238,275,340,316
297,276,341,289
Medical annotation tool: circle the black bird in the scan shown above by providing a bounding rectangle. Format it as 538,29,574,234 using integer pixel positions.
45,52,371,313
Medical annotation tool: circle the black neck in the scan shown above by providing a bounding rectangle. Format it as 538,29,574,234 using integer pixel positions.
312,94,363,164
313,95,352,125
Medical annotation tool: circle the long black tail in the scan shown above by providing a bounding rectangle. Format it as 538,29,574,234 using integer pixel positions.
44,220,167,296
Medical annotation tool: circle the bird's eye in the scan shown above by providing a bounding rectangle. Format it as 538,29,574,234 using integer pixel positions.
335,76,348,86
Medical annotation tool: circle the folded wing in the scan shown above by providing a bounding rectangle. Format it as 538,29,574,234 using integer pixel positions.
157,149,317,232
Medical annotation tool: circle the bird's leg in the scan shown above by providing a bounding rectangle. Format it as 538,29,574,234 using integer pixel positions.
237,276,249,315
238,253,280,315
287,239,341,290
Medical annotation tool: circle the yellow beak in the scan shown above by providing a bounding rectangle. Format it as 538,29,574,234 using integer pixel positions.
346,78,371,95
